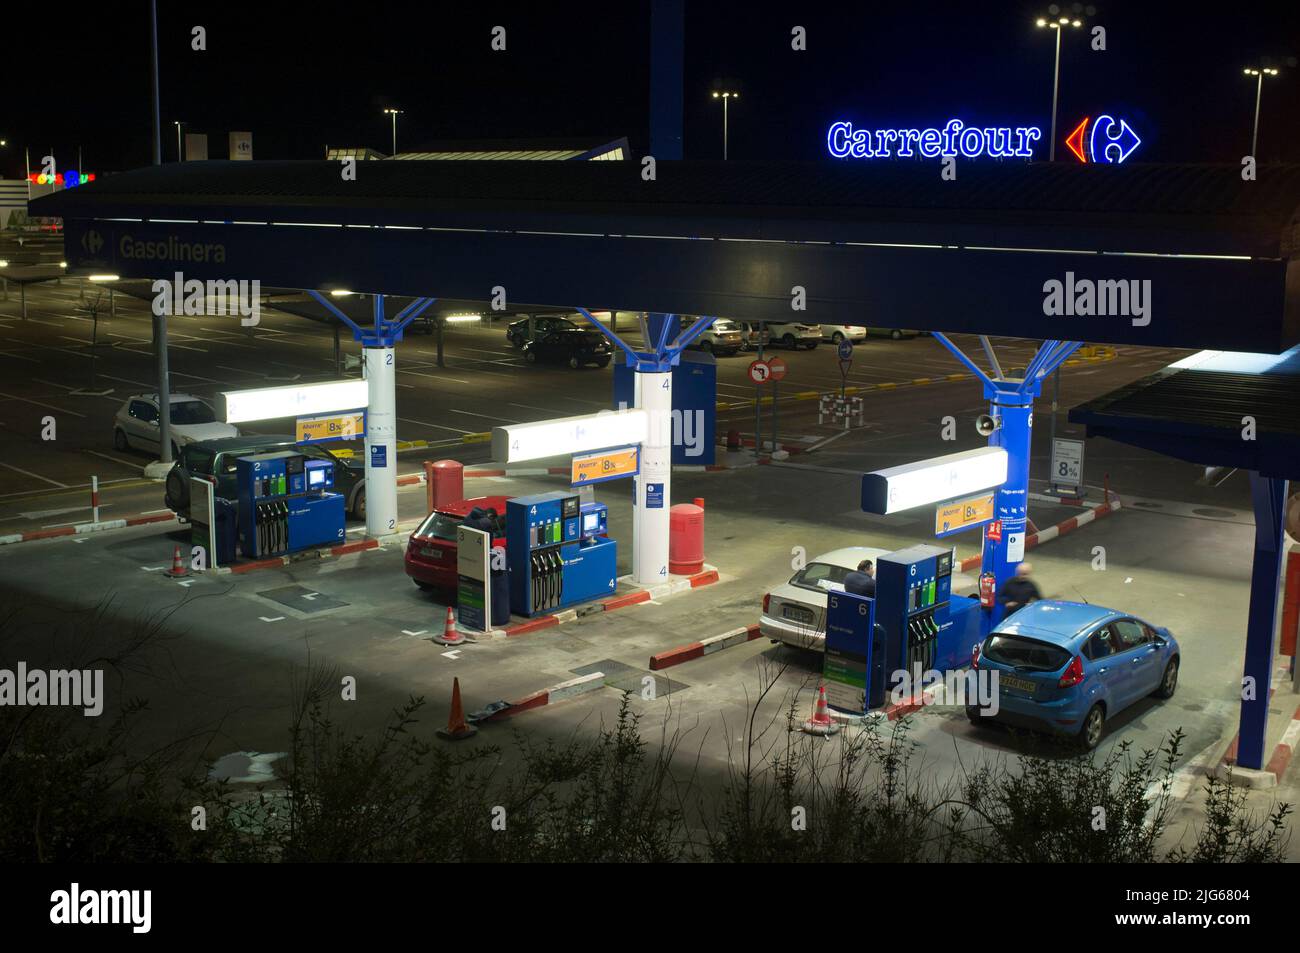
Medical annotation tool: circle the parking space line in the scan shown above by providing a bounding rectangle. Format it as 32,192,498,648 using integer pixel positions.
0,461,69,488
0,390,87,418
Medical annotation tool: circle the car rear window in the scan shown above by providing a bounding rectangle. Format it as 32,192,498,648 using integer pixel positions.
982,634,1072,672
415,512,464,542
790,562,850,592
182,445,216,475
170,401,216,425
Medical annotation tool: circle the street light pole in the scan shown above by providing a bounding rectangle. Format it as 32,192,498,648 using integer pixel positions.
1244,67,1280,158
711,90,738,160
174,121,184,161
149,0,161,166
1036,13,1083,161
384,108,402,156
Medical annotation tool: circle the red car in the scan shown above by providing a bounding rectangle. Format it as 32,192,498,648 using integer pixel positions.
405,495,509,593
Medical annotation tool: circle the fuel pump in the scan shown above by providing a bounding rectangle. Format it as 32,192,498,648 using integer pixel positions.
507,492,616,617
236,451,346,559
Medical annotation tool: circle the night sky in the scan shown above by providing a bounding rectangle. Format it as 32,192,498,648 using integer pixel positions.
3,0,1298,177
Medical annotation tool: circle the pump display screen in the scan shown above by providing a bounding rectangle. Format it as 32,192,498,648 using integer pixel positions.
308,468,326,488
583,513,599,534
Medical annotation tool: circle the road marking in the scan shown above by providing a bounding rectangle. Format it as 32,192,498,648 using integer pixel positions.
141,565,166,572
444,407,521,423
302,592,318,601
0,460,69,487
177,579,194,587
402,629,428,637
0,390,87,418
0,350,40,363
398,416,473,435
259,616,286,623
82,449,143,471
441,649,462,660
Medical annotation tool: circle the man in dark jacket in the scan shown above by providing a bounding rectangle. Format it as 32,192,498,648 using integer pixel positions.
843,559,876,598
998,562,1042,614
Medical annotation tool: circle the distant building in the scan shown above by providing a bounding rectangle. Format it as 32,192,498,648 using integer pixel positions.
325,136,629,162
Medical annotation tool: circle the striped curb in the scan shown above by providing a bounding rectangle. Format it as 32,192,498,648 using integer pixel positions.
476,671,607,722
0,511,175,547
502,566,720,637
650,622,762,670
956,496,1123,573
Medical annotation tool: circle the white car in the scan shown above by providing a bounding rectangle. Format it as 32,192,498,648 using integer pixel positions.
763,322,821,349
760,546,890,651
113,393,239,459
820,324,867,344
760,545,973,651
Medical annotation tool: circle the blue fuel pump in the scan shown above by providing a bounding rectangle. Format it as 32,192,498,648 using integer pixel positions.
506,492,617,616
236,451,346,558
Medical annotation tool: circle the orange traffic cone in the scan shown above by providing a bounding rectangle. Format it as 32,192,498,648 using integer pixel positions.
433,605,465,646
437,677,477,740
164,544,189,578
801,683,841,736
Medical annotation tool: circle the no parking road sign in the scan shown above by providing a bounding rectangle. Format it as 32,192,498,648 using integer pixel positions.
748,360,771,384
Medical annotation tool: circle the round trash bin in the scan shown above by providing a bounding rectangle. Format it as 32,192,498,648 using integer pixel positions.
669,503,704,575
426,459,464,511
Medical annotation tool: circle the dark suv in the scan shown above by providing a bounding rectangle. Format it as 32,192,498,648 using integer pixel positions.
521,328,613,368
506,314,578,348
164,435,367,522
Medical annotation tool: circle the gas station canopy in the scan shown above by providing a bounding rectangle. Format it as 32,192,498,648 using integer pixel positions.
34,159,1300,352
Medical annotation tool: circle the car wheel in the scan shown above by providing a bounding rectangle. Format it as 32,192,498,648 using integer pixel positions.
569,355,581,369
1077,704,1105,751
832,332,844,344
113,428,129,451
596,358,610,368
414,580,434,591
1154,658,1179,699
524,349,538,363
966,706,984,726
890,329,903,340
352,486,366,519
699,340,714,354
782,334,796,348
510,335,523,349
805,341,818,350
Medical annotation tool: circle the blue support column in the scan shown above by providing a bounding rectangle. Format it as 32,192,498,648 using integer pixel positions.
981,378,1041,627
1237,472,1288,770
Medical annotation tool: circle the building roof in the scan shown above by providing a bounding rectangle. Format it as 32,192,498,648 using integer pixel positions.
1069,347,1300,478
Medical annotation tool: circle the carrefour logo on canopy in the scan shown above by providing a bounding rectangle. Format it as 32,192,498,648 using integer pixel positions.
827,119,1042,160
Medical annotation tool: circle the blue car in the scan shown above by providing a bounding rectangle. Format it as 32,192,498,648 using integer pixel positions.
967,601,1180,750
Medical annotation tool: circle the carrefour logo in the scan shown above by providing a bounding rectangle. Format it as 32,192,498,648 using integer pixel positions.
1064,115,1142,164
81,229,104,255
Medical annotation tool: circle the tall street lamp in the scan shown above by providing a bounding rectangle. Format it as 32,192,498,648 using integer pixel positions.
711,90,739,160
174,121,184,161
1035,10,1084,161
1243,67,1281,158
383,108,403,156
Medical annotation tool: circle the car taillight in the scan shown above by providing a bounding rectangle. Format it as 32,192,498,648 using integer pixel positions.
971,643,981,669
1058,655,1085,688
762,593,771,614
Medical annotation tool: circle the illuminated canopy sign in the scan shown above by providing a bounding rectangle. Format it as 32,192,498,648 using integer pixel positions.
492,410,648,464
221,380,369,425
28,170,96,187
862,447,1008,515
827,119,1041,160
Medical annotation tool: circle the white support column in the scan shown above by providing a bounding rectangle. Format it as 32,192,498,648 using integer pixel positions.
364,345,398,537
633,369,672,585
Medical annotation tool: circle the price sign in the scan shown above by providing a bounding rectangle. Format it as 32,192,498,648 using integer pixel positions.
1050,438,1085,492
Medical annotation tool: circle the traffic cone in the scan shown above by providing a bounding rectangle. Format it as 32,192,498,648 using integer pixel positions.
433,605,465,646
801,683,841,736
437,677,477,740
164,544,189,578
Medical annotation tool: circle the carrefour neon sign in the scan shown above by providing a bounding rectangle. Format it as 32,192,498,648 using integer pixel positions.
1064,115,1141,164
827,120,1042,160
28,170,96,187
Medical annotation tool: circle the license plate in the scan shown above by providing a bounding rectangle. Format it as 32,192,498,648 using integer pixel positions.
999,674,1037,694
782,604,814,624
421,547,443,559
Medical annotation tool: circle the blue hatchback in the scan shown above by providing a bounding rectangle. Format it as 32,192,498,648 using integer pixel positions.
967,601,1180,750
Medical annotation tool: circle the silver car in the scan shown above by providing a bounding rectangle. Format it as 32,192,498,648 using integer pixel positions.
113,393,239,459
